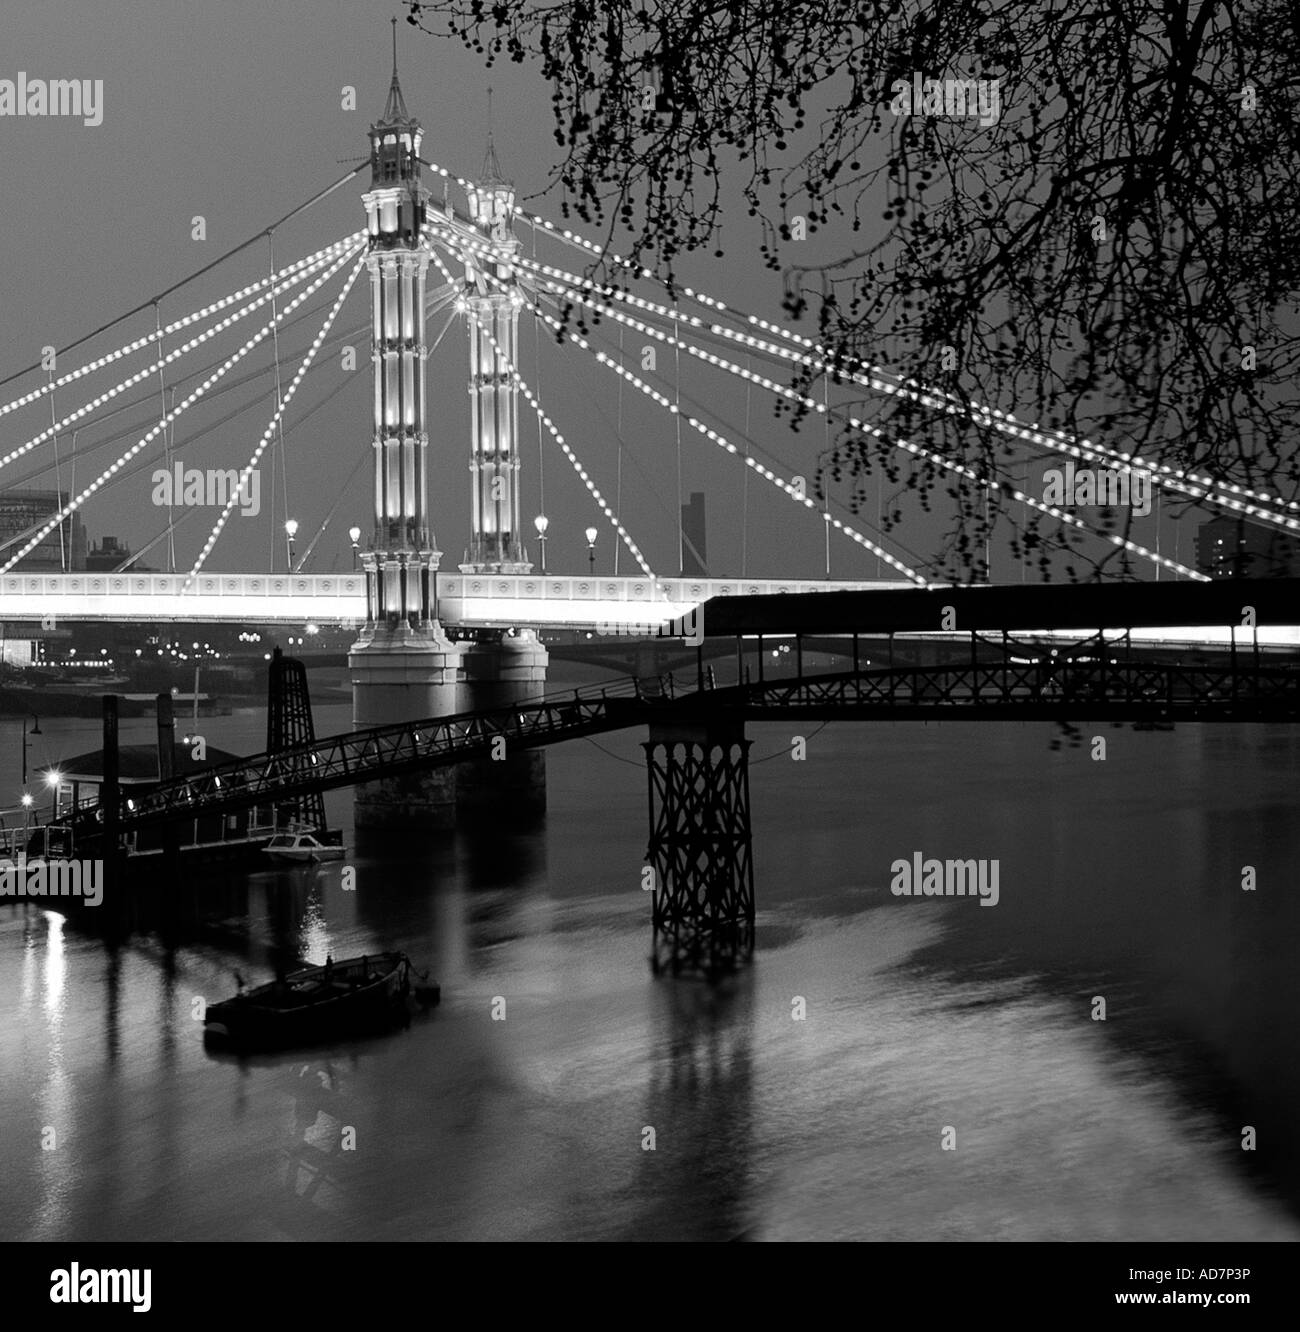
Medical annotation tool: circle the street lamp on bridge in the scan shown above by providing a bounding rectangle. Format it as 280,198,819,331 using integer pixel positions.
284,518,298,573
585,526,598,577
348,525,362,570
21,714,41,785
533,514,549,574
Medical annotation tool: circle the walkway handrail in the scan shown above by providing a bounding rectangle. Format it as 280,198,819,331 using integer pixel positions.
56,656,1300,843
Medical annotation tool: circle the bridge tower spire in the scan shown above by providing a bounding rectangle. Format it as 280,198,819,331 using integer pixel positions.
459,99,531,574
349,21,465,831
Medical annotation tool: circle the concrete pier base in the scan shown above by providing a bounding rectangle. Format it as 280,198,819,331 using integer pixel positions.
349,620,464,831
455,630,549,821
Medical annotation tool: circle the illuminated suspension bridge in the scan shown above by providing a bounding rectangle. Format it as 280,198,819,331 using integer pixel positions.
4,38,1299,973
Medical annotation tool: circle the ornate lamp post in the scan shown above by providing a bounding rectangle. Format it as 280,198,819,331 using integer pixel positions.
533,514,549,574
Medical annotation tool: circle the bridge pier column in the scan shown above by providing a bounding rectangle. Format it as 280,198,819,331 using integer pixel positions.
349,624,464,832
455,630,548,820
644,716,754,977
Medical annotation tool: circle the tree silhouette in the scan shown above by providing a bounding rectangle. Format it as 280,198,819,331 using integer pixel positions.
408,0,1299,582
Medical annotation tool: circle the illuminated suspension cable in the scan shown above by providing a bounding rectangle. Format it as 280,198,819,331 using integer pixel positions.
2,245,361,574
433,217,927,583
501,216,1300,531
519,266,1204,581
154,304,176,571
0,232,365,423
615,322,623,575
0,242,350,479
845,412,1207,580
5,304,373,508
47,367,66,569
187,253,367,584
514,290,927,586
432,197,1150,581
267,233,291,573
534,225,546,554
702,317,1300,534
125,357,370,573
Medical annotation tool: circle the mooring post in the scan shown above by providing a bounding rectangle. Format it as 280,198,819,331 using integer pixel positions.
103,694,121,904
156,692,174,780
643,715,754,978
1230,619,1239,703
156,693,180,881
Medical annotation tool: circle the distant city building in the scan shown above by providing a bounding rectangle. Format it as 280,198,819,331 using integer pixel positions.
86,535,140,572
681,491,707,576
0,489,86,570
1196,516,1300,579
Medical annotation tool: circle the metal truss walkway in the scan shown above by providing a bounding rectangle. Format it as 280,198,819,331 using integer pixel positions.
57,650,1300,844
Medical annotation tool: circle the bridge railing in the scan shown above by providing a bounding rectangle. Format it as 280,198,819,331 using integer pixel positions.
438,574,892,605
43,654,1299,849
0,572,368,600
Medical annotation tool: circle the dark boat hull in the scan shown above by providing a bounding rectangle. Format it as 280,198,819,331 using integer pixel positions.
203,952,410,1050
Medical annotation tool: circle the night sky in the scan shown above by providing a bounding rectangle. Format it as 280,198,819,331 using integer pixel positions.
0,1,861,582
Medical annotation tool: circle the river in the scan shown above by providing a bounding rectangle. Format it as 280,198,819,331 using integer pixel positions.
1,687,1297,1241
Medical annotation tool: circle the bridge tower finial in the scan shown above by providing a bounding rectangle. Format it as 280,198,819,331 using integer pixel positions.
379,14,412,128
481,87,507,186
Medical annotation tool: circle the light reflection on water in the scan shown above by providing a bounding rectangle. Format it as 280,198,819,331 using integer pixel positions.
0,705,1297,1240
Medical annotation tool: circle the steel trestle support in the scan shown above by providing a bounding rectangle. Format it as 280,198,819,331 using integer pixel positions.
644,717,755,977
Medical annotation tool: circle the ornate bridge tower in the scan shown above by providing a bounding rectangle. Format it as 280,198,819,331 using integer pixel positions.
460,131,531,575
349,30,463,829
453,126,549,818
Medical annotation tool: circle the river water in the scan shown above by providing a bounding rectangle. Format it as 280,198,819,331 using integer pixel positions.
2,688,1297,1241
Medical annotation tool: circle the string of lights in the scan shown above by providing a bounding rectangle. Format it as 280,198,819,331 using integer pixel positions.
1,244,362,574
186,253,367,583
505,206,1298,531
0,232,365,424
454,233,1204,582
0,239,357,480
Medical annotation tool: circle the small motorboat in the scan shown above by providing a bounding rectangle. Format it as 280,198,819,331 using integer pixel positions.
262,830,346,863
203,952,416,1049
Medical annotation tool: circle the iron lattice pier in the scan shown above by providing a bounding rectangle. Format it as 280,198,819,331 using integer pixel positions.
266,648,328,833
644,719,755,977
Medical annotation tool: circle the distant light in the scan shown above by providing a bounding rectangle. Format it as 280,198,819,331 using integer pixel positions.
21,793,33,807
44,771,60,789
534,514,549,535
348,526,362,544
284,519,299,538
585,526,598,545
